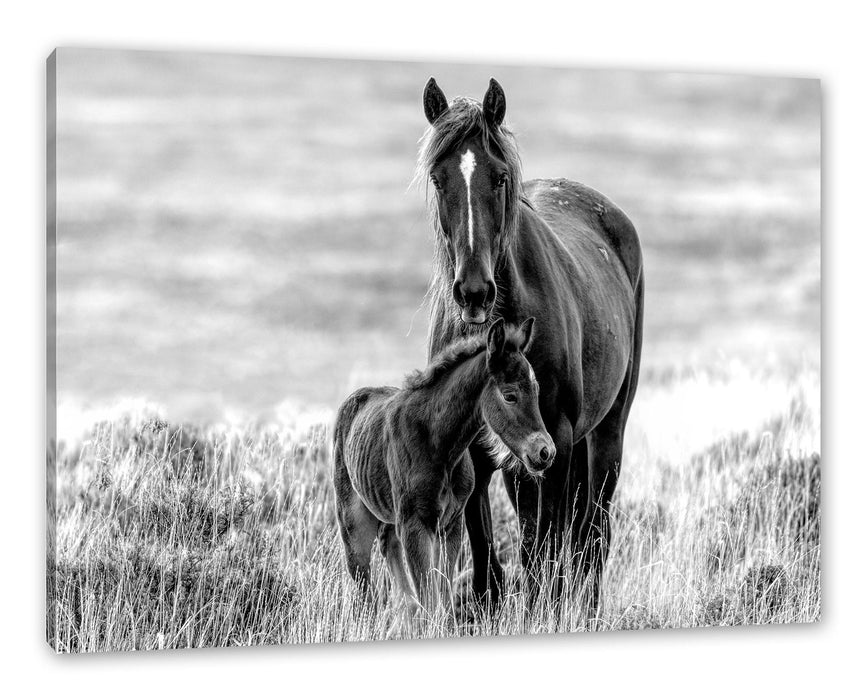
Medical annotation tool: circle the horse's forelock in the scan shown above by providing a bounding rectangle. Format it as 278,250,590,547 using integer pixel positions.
414,97,522,206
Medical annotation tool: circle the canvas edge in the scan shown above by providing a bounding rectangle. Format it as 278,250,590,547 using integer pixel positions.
46,48,59,653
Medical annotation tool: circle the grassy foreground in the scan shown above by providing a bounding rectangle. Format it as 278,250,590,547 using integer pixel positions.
47,361,820,652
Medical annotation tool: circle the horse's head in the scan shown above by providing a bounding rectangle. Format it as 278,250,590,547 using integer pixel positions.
481,317,555,475
420,77,521,326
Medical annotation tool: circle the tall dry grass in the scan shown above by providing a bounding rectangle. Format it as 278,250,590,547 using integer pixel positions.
47,360,820,652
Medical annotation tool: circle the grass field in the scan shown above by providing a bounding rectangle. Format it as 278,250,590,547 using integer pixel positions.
48,358,820,652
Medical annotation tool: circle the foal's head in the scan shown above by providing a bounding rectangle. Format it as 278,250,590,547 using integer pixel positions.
418,77,523,326
482,318,555,475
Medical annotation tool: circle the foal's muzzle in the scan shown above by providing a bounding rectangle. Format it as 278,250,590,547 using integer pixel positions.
525,433,556,474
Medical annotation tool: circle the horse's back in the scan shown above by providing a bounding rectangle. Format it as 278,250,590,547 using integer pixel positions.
522,178,643,435
524,178,642,290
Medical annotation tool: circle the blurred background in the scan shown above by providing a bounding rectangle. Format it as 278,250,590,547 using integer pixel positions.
53,49,820,426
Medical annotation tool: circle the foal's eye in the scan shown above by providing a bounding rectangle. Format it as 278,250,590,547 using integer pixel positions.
502,391,518,404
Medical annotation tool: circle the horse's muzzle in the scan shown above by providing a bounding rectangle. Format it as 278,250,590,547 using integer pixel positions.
453,276,496,325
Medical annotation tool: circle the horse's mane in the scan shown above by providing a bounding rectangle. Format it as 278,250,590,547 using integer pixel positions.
413,97,525,333
404,324,525,390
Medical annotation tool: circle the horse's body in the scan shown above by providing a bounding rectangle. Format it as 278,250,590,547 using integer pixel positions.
333,319,554,608
419,79,643,606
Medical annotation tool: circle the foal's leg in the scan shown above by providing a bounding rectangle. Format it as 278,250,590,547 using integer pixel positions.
397,513,437,610
377,523,416,609
465,444,504,604
443,516,464,584
336,494,380,598
441,515,465,613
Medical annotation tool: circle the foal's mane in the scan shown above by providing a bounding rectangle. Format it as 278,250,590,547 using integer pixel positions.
414,97,526,329
404,324,525,390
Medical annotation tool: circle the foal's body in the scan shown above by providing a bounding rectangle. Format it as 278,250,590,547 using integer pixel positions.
333,369,478,605
333,319,552,608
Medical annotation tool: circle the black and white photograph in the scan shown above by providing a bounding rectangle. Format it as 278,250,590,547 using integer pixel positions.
46,47,820,652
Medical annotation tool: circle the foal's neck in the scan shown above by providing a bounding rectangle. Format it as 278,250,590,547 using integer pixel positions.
423,350,489,463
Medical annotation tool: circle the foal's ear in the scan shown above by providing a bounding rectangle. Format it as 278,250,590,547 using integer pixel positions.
483,78,506,128
486,317,507,361
518,317,535,353
423,77,449,125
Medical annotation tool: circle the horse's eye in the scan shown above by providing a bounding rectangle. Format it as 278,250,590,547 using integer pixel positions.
502,391,518,404
496,173,508,189
430,175,442,190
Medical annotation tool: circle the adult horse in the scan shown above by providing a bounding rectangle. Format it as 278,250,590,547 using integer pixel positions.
418,77,644,608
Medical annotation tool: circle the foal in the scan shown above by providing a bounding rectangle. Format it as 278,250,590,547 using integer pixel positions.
333,318,555,611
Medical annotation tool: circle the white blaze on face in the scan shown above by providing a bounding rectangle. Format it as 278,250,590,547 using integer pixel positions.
459,149,476,251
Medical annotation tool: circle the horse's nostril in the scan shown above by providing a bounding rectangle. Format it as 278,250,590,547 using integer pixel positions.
452,280,465,307
485,281,497,307
539,446,550,462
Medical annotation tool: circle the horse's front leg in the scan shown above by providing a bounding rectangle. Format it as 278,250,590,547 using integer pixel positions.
577,354,639,618
465,444,505,605
578,420,625,617
503,414,574,602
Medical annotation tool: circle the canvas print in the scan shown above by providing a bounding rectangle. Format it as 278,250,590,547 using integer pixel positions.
46,49,820,652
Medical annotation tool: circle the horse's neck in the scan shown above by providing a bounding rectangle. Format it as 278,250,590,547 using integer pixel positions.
495,201,548,314
424,351,489,460
495,210,532,312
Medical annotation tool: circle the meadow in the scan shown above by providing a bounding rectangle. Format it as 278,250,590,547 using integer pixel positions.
47,358,820,651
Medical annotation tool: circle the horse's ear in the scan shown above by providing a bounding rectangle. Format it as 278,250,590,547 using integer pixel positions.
423,77,449,125
483,78,506,128
518,317,535,353
486,318,506,361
